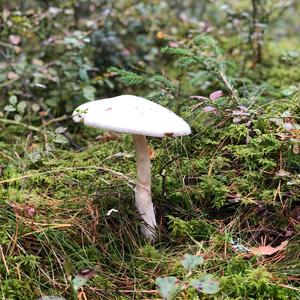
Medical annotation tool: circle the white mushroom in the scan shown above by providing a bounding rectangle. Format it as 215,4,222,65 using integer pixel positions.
73,95,191,241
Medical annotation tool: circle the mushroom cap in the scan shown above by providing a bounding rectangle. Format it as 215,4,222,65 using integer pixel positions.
72,95,191,137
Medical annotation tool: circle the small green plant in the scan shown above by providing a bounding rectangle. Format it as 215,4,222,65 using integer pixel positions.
37,268,96,300
3,95,27,121
155,254,220,300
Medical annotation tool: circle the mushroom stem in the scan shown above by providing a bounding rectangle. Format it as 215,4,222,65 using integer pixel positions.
133,134,157,241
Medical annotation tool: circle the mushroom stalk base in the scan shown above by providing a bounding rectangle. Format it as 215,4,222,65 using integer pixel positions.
133,134,157,241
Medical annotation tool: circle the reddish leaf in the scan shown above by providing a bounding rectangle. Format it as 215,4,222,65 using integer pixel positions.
275,169,291,177
95,132,121,143
203,106,216,113
7,72,20,80
250,240,288,256
209,90,223,101
9,34,21,45
9,203,36,218
291,206,300,223
168,41,179,47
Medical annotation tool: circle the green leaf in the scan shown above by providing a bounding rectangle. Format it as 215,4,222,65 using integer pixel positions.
190,275,220,294
4,105,16,112
53,134,68,144
64,36,81,47
155,277,182,300
83,85,96,101
9,95,18,105
79,68,89,82
28,150,42,163
72,275,88,291
14,114,22,122
32,103,40,112
72,269,96,291
15,61,27,74
63,260,73,278
17,101,27,113
55,127,67,134
181,254,204,272
281,86,298,97
0,74,6,82
45,98,59,107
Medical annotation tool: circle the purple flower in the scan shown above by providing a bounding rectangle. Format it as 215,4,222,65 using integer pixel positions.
209,90,223,101
203,106,217,113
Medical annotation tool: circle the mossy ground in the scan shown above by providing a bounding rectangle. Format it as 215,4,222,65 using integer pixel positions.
1,115,299,299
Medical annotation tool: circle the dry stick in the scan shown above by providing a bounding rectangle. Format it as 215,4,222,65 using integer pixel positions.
0,245,10,275
9,218,19,256
0,165,135,186
0,150,14,160
20,224,72,238
219,71,239,102
44,114,69,126
4,230,59,286
276,284,300,292
0,40,17,49
118,289,159,294
0,118,41,132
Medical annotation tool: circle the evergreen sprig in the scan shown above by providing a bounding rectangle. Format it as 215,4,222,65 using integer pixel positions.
161,36,239,101
161,46,193,56
108,67,146,86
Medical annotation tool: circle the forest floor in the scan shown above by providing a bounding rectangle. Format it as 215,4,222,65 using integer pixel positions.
1,1,300,299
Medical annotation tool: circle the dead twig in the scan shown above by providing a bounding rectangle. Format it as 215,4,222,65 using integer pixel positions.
0,118,41,132
0,245,10,275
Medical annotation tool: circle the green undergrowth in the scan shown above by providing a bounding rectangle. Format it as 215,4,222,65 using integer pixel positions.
1,1,300,299
1,109,300,299
1,59,300,299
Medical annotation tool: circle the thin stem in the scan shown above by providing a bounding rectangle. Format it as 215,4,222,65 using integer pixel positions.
133,134,157,241
0,166,135,186
219,71,239,102
0,117,41,132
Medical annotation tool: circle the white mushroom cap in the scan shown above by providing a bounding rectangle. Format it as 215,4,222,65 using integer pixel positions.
73,95,191,137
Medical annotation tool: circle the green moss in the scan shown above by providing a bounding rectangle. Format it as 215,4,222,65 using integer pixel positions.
168,216,216,240
221,266,298,300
